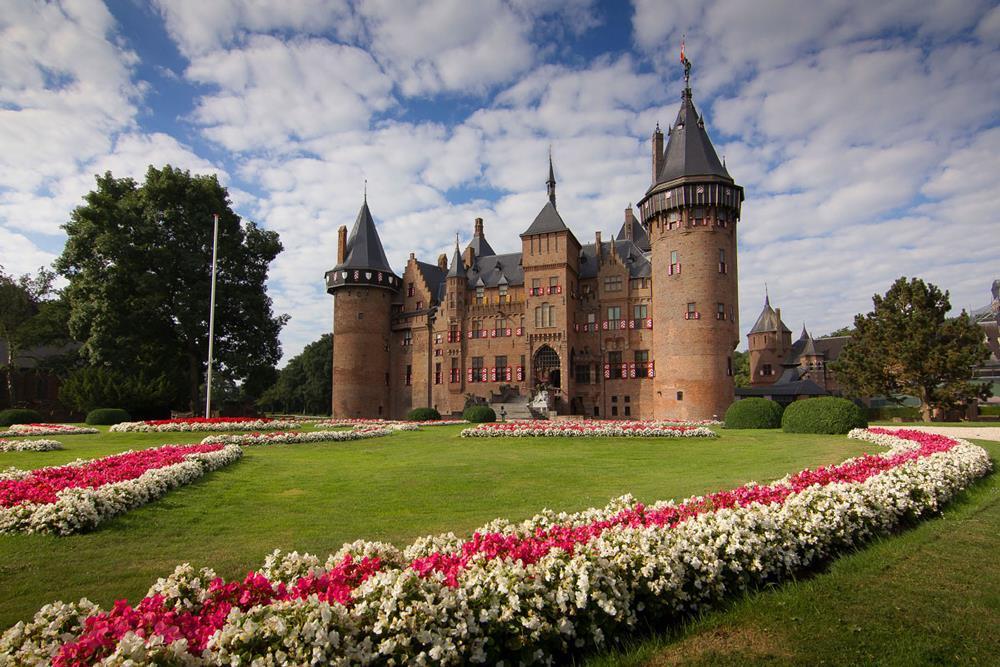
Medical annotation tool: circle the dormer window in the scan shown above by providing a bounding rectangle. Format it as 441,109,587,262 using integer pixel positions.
475,286,485,304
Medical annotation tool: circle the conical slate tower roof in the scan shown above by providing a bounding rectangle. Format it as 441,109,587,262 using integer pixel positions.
655,89,731,185
749,294,792,335
447,236,464,278
522,200,569,236
336,200,393,274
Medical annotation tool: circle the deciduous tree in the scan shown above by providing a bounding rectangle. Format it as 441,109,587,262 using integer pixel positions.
57,166,288,413
831,277,990,420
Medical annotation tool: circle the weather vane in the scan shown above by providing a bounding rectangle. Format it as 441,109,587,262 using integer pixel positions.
680,34,691,87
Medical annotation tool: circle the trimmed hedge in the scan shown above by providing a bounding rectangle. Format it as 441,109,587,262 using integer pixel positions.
782,397,868,434
85,408,132,426
866,405,921,422
463,406,497,423
724,398,784,429
406,407,441,421
0,408,42,427
979,405,1000,416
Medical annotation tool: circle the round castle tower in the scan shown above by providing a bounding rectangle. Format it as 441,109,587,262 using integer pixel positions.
637,59,744,420
325,199,399,418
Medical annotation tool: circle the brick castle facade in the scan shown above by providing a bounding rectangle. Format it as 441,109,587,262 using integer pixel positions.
326,75,744,420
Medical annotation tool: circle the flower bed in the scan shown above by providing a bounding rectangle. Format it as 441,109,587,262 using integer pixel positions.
4,424,98,437
110,417,301,433
0,439,63,452
460,420,718,438
0,444,242,535
201,427,395,447
1,428,990,664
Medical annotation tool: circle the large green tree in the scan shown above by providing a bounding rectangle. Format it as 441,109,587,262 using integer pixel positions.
0,267,71,405
258,334,333,415
831,277,991,421
56,166,288,413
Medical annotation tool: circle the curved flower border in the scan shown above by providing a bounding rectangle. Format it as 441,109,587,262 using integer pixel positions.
0,444,242,535
201,428,395,447
110,418,301,433
461,420,718,438
1,428,991,665
0,439,63,452
4,424,98,437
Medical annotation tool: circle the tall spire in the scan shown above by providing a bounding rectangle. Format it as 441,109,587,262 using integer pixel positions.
546,147,556,207
447,232,464,278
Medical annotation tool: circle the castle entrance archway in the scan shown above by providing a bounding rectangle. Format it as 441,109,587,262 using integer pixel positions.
533,345,561,389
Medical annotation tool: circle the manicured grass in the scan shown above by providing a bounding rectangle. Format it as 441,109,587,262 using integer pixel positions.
0,426,875,630
585,439,1000,666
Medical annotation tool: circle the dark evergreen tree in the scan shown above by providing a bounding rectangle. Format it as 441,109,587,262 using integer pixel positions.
56,166,288,413
831,277,991,421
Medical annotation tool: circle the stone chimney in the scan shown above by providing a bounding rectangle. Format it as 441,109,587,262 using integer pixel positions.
336,225,347,264
624,206,635,241
463,245,474,270
652,124,664,184
437,253,448,272
595,231,602,263
474,217,484,236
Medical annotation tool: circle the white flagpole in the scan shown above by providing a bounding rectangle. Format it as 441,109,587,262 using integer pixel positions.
205,213,220,418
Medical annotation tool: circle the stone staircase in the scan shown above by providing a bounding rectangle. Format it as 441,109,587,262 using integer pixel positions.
489,399,536,421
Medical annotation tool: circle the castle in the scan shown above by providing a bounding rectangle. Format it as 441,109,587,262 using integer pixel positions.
326,72,743,420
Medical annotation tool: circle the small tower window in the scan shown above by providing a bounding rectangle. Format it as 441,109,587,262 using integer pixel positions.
405,365,412,386
676,391,684,401
717,303,726,320
407,282,414,297
727,357,733,376
670,250,680,275
719,249,727,274
667,210,679,230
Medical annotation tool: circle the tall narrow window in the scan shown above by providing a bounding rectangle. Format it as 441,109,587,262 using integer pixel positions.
607,306,621,328
472,357,484,382
407,282,414,297
719,248,727,274
633,304,647,328
686,302,698,320
405,365,412,386
670,250,680,275
635,350,649,378
499,283,508,302
608,351,623,379
435,362,442,385
475,286,485,304
717,302,726,320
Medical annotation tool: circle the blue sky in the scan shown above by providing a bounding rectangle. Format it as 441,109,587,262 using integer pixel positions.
1,0,998,363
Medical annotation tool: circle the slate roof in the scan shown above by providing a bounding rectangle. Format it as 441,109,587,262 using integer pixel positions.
466,233,496,257
578,240,652,279
735,365,827,397
655,89,731,186
334,200,394,274
782,335,850,366
446,241,464,278
615,215,651,252
748,296,792,335
521,201,569,236
463,252,525,288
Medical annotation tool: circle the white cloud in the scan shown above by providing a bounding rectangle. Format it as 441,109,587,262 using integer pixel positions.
186,35,395,152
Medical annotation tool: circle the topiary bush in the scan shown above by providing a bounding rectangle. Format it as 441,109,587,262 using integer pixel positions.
782,397,868,434
463,406,496,423
85,408,132,426
406,407,441,421
724,398,784,429
0,408,42,427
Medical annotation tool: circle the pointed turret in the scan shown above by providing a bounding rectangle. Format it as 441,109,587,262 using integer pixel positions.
749,294,791,335
326,199,399,292
446,234,464,278
546,149,557,207
654,87,731,185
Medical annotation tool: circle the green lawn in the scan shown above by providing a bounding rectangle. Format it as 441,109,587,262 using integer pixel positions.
586,439,1000,666
0,425,874,630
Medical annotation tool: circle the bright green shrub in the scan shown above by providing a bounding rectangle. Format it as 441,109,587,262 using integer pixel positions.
406,407,441,421
463,406,496,423
782,397,868,434
979,405,1000,416
724,398,784,429
0,408,42,427
85,408,131,425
